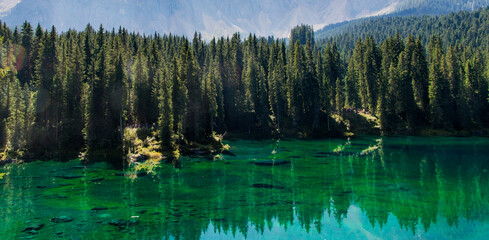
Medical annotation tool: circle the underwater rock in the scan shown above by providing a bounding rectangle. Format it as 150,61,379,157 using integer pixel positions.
50,216,73,223
136,210,147,214
221,150,236,156
22,223,45,232
56,195,68,198
36,185,47,189
91,207,108,211
72,166,86,169
98,213,112,219
335,190,353,196
25,230,38,235
251,183,285,190
399,187,410,192
109,219,138,228
251,159,290,166
90,178,105,182
59,175,83,179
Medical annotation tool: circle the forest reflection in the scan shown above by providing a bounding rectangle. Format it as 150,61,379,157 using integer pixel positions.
1,137,489,239
120,137,489,239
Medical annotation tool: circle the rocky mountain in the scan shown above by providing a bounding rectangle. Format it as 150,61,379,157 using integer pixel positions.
0,0,397,38
2,0,487,38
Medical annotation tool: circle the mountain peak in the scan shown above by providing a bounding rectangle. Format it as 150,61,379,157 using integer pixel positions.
1,0,399,38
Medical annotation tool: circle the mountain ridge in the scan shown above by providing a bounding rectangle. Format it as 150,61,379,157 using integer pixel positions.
0,0,397,38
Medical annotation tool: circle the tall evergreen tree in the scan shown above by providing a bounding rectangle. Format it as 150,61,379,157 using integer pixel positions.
86,25,109,154
268,42,286,132
288,41,305,126
464,55,488,126
59,37,84,152
428,36,453,129
132,48,150,126
158,66,173,149
18,21,33,85
411,38,430,117
31,26,59,154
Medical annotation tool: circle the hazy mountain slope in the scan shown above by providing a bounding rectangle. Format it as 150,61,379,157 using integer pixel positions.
316,7,489,55
0,0,396,38
395,0,489,15
317,0,489,39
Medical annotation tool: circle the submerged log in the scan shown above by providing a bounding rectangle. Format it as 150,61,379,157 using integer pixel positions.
251,159,290,166
251,183,285,190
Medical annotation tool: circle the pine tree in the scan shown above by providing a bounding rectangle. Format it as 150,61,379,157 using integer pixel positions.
158,66,173,149
59,36,84,152
31,26,59,154
345,57,360,110
464,55,487,126
203,60,219,134
18,21,33,85
86,25,109,153
108,43,126,144
362,36,382,112
0,44,17,149
179,40,201,141
268,42,286,132
411,38,430,117
132,48,150,126
288,41,305,126
335,78,345,113
445,45,467,128
394,52,417,131
147,40,160,124
170,56,186,141
428,37,453,129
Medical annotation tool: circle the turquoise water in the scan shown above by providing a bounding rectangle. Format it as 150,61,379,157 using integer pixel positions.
1,136,489,239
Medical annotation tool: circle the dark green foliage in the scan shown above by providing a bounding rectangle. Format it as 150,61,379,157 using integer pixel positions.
411,38,430,115
396,0,489,16
59,37,84,152
157,67,173,149
1,18,489,161
179,41,201,141
132,48,150,125
428,37,453,129
86,26,109,153
290,24,314,46
317,7,489,55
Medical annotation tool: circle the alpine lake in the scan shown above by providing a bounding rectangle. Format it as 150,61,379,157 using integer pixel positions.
1,136,489,239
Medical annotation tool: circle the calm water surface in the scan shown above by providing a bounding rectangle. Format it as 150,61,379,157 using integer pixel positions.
1,136,489,239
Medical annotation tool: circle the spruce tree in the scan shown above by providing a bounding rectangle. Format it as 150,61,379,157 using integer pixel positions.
179,40,201,141
288,41,305,126
411,38,430,117
132,48,150,126
86,25,108,154
428,37,452,129
158,67,173,149
345,57,360,110
268,42,286,132
18,21,33,85
59,37,84,152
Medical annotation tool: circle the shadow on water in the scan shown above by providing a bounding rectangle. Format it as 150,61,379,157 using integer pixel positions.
1,136,489,239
